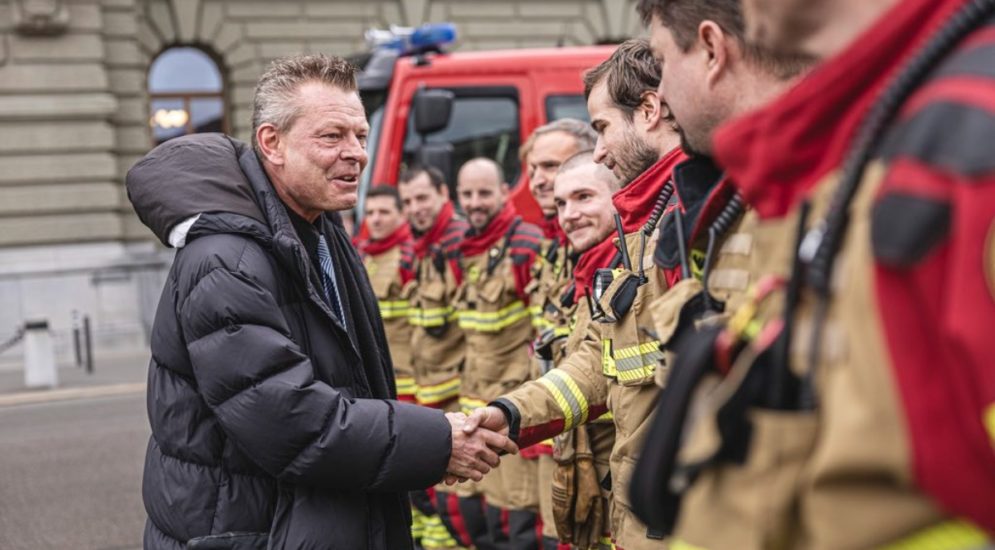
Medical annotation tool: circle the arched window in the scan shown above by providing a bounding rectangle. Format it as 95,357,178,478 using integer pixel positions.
148,47,227,145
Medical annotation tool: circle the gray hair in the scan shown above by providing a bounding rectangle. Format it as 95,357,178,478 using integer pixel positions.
251,54,358,155
519,118,598,161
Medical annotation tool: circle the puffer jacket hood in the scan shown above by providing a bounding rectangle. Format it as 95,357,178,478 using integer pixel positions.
126,133,265,246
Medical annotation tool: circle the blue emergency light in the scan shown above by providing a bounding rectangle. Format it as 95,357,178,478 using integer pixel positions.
364,23,457,56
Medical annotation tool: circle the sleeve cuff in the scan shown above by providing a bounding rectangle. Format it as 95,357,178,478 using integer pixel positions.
490,398,521,443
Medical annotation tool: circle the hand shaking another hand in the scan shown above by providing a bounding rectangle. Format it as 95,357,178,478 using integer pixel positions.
444,409,517,485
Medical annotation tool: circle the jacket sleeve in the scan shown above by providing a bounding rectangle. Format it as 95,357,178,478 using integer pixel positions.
177,260,451,493
497,321,609,448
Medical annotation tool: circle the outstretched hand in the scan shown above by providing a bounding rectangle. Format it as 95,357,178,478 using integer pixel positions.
444,412,518,485
462,406,509,437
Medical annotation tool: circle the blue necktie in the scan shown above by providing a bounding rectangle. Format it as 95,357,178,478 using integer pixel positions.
316,234,346,327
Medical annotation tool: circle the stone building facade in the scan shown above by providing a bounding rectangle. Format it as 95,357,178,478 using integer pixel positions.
0,0,640,368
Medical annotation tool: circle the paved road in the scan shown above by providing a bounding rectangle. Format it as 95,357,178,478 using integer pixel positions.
0,392,148,550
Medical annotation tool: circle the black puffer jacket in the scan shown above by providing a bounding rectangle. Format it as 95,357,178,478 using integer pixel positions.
127,134,452,550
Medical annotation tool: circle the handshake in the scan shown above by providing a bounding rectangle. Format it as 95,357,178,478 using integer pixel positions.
443,407,515,485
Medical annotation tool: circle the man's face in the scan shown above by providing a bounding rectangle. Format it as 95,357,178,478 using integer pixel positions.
588,81,659,185
457,164,508,231
364,195,404,240
649,15,723,155
527,132,582,218
555,163,617,253
398,172,449,233
266,82,370,219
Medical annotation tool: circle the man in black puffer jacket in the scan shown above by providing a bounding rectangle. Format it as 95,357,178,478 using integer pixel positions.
127,55,515,550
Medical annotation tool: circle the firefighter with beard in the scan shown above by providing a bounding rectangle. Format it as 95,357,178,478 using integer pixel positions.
519,119,598,549
462,40,700,550
454,157,544,549
397,166,474,550
628,0,995,548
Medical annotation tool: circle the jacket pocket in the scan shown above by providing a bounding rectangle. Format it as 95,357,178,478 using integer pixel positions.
186,532,268,550
599,272,661,387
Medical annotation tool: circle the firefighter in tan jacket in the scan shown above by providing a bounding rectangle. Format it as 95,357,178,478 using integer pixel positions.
629,1,995,548
540,152,621,549
454,157,544,549
520,118,598,549
396,167,472,549
356,185,416,401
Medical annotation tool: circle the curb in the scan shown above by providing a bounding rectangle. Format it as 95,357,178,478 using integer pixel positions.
0,382,146,408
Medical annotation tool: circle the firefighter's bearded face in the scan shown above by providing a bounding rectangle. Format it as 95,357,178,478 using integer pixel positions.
398,171,448,233
588,81,659,186
457,159,509,231
256,82,369,221
527,132,583,218
364,195,404,241
554,161,619,253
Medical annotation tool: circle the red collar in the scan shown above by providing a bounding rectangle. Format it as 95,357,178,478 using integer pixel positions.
574,237,619,299
358,223,412,257
713,0,965,219
460,202,518,257
541,215,566,243
413,202,455,258
574,148,687,297
613,147,687,233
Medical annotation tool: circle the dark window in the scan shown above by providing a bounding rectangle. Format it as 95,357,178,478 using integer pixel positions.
546,94,590,122
148,47,227,145
402,87,520,191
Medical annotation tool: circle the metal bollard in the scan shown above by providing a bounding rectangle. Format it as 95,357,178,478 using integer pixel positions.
23,320,57,389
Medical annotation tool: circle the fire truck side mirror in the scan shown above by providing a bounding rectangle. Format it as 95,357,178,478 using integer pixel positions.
413,88,454,135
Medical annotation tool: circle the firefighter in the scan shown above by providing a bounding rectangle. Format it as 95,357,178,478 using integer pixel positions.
519,118,598,549
356,185,416,400
397,166,477,550
521,118,597,241
632,0,995,548
543,151,621,550
462,40,700,550
454,157,544,549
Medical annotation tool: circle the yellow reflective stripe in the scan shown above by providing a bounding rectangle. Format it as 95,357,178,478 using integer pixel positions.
420,514,461,548
878,520,989,550
554,326,571,338
457,301,530,332
597,537,617,550
379,300,411,319
611,340,663,382
416,377,461,405
408,305,457,327
602,339,617,377
593,409,613,422
670,541,709,550
538,369,589,430
395,376,417,396
459,396,488,415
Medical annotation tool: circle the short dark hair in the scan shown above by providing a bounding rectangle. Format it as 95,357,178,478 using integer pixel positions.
366,184,402,211
635,0,810,79
583,39,660,120
398,164,446,192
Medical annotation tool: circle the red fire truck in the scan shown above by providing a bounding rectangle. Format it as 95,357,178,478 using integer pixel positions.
353,24,615,224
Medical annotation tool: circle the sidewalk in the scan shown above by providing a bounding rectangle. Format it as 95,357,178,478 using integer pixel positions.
0,349,150,407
